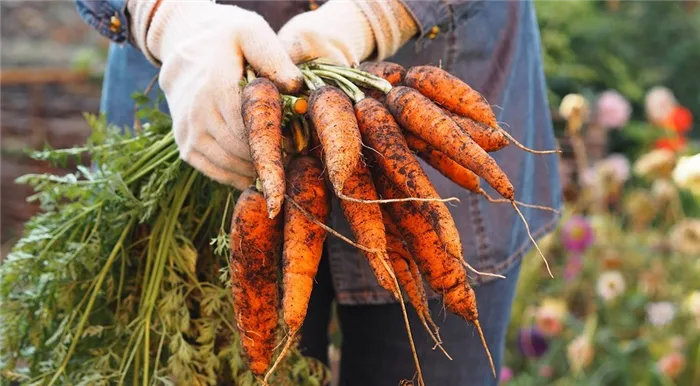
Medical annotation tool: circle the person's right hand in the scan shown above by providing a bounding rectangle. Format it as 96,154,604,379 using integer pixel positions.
128,0,303,189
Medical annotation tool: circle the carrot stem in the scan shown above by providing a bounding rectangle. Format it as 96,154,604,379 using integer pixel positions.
301,69,325,90
309,63,393,94
311,69,366,103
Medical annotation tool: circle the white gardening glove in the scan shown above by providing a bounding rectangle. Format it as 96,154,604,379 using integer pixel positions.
278,0,419,66
128,0,303,189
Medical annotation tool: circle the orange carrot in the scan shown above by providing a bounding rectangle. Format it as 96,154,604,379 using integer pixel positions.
265,155,330,384
358,61,406,100
229,187,282,377
339,163,396,294
281,156,330,332
374,173,495,376
446,110,509,152
404,132,481,192
355,97,463,260
241,78,285,219
383,209,451,359
308,85,363,196
404,65,499,129
385,86,514,200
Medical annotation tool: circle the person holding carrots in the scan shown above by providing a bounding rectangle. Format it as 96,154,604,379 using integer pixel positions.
75,0,562,384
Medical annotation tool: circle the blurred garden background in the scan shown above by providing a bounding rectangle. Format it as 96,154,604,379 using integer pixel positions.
1,1,699,385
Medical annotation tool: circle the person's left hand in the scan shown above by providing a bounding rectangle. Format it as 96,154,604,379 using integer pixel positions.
277,0,419,66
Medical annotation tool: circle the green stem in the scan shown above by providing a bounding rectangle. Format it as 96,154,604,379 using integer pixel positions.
126,147,179,185
301,69,325,90
123,132,175,178
142,170,198,386
48,215,137,386
309,63,393,94
311,69,366,102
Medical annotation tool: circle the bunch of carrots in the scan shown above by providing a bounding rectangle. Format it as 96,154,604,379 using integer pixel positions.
231,61,560,386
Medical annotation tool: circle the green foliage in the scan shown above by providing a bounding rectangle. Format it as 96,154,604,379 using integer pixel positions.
537,1,700,122
0,98,329,385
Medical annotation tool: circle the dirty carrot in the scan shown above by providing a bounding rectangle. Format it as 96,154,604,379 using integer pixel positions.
446,110,509,152
308,85,363,196
229,187,283,378
404,65,499,129
265,156,330,384
338,162,426,386
404,133,558,214
241,78,285,219
383,209,452,360
374,174,496,377
386,85,514,200
356,97,463,260
358,61,406,100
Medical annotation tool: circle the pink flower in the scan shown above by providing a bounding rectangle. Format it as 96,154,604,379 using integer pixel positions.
500,366,513,383
596,90,631,129
657,352,686,379
561,216,595,253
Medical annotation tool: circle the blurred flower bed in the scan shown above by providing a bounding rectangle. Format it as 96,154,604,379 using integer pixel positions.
502,79,700,384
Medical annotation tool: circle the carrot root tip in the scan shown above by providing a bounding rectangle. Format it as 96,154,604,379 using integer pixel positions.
511,201,554,278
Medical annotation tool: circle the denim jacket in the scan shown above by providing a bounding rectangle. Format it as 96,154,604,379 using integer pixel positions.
75,0,563,305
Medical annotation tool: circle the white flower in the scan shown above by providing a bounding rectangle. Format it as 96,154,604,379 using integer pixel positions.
651,179,678,202
646,302,676,327
669,219,700,255
685,291,700,317
633,149,676,179
559,94,589,121
599,153,631,183
597,271,626,302
672,153,700,196
645,86,678,124
596,89,631,129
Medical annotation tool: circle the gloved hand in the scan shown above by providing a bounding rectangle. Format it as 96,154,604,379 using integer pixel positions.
128,0,303,189
277,0,419,66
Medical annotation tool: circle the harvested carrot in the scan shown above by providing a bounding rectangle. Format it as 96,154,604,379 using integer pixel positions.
281,156,330,332
358,61,406,100
241,78,285,219
338,163,395,294
355,97,463,260
383,209,451,360
229,187,282,377
265,156,330,384
308,85,363,196
446,110,509,152
374,174,495,376
404,132,481,191
404,65,499,129
386,86,514,200
404,66,560,155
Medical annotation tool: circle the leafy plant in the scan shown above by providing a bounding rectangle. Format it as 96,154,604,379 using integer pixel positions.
0,98,329,385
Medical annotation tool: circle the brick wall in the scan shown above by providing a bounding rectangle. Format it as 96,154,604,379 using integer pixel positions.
1,2,107,257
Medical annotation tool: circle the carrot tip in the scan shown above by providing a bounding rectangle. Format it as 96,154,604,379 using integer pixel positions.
511,201,554,278
498,127,561,155
473,319,496,378
263,330,297,385
478,189,561,214
461,260,506,280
